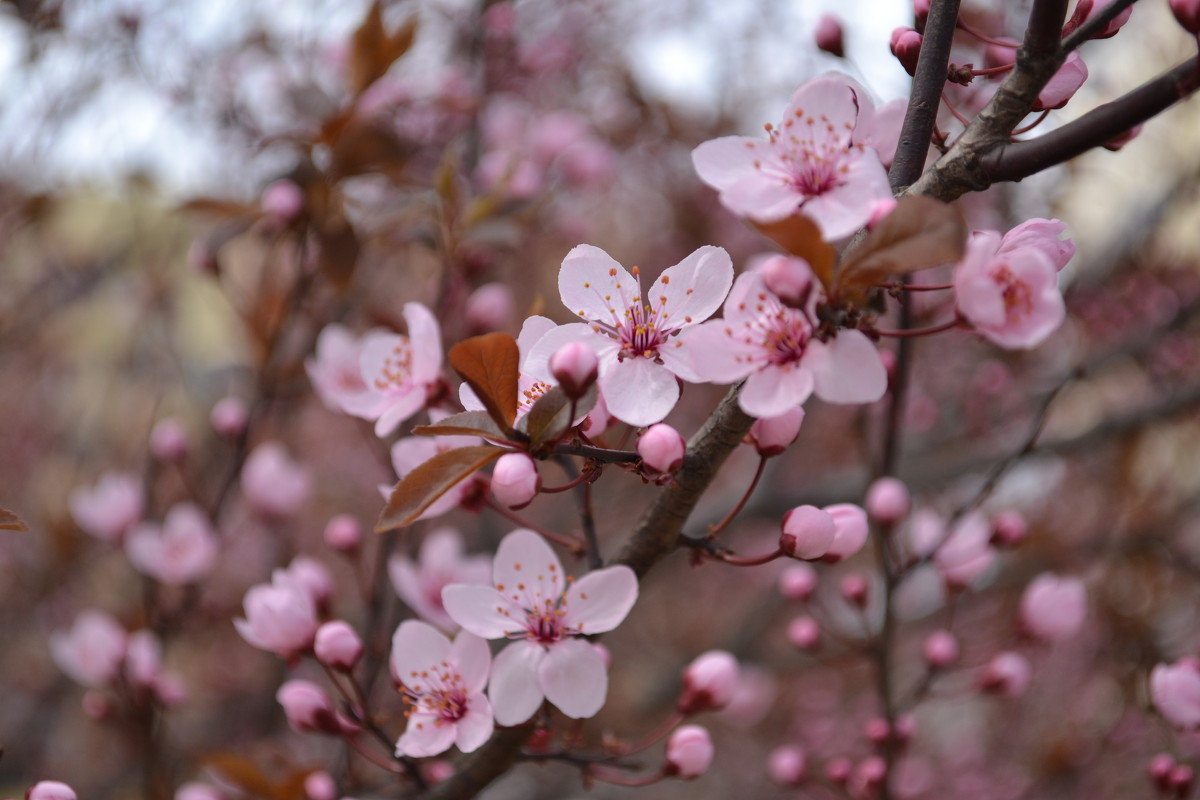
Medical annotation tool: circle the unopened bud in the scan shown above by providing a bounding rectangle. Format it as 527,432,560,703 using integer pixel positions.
787,616,821,651
1170,765,1195,796
913,0,930,29
323,514,362,553
210,396,248,438
679,650,740,713
865,477,910,525
769,745,808,785
922,629,960,669
978,651,1032,696
815,14,845,58
314,621,364,671
822,503,869,562
840,573,869,608
1033,51,1088,111
663,725,714,779
549,342,599,399
303,771,337,800
780,505,836,560
991,510,1027,547
778,563,818,601
761,255,814,308
638,424,686,473
748,407,805,457
150,418,188,462
1064,0,1134,39
490,452,540,508
276,680,341,734
890,27,923,76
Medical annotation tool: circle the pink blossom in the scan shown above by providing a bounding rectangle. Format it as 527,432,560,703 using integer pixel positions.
823,503,870,562
240,442,311,519
277,679,340,734
685,270,886,417
528,245,733,426
978,651,1032,696
234,568,318,659
356,302,444,437
124,629,163,690
865,477,910,525
663,725,714,778
780,505,836,560
49,610,127,687
692,73,893,240
1019,573,1087,641
391,620,494,757
928,511,995,588
442,529,638,725
679,650,741,713
210,396,248,437
955,225,1067,350
389,528,492,632
1033,51,1088,111
490,453,540,508
282,556,335,614
124,502,219,585
306,324,392,418
1151,659,1200,728
787,616,821,650
769,745,808,785
68,472,144,543
150,418,188,462
760,255,814,307
26,783,76,800
461,316,562,421
638,424,686,473
815,14,845,57
315,621,364,671
748,407,805,457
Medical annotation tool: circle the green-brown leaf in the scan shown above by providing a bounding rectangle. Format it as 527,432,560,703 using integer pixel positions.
448,333,520,430
836,196,967,291
412,411,511,442
376,446,502,532
0,507,27,532
517,385,598,453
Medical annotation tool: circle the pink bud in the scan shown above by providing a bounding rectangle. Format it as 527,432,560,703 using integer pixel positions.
991,510,1027,547
894,713,916,743
787,616,821,651
865,477,910,525
1171,0,1200,34
1020,573,1087,641
978,651,1032,696
866,197,899,231
840,573,869,608
679,650,741,713
748,407,805,457
150,418,188,462
822,503,869,562
864,717,891,745
1150,753,1176,790
304,771,337,800
210,396,248,438
826,757,853,784
852,756,888,794
261,179,305,222
1103,123,1143,151
324,514,362,553
27,783,76,800
768,745,808,785
778,563,818,601
780,505,836,560
638,424,686,473
890,27,923,76
760,255,814,308
69,472,144,543
815,14,845,58
1033,51,1088,111
490,452,541,508
277,679,340,734
1151,659,1200,728
549,342,599,399
424,760,456,784
464,283,516,334
1064,0,1134,39
286,556,335,614
174,782,225,800
663,725,714,779
913,0,930,28
922,629,960,668
315,621,364,671
1170,765,1195,795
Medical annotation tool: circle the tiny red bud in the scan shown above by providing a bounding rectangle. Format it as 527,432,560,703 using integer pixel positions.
787,616,821,651
768,745,808,785
815,14,845,58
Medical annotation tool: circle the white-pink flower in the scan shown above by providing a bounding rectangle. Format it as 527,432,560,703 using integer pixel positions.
357,302,444,437
692,73,894,240
49,610,127,687
124,502,219,585
442,529,638,725
306,323,393,417
240,442,311,519
69,472,144,543
391,620,494,757
528,245,733,427
955,220,1072,350
460,315,560,420
389,528,492,632
234,568,319,659
1019,573,1087,641
685,269,886,417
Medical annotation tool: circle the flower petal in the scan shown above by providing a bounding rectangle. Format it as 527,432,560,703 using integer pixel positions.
692,136,776,189
599,357,679,427
449,631,492,693
441,585,525,639
489,640,547,726
455,694,496,752
491,529,566,614
558,245,640,326
524,322,616,382
807,330,887,404
396,710,458,757
391,620,451,685
655,246,734,329
562,565,638,634
538,638,608,719
402,302,443,384
800,154,891,240
739,364,815,418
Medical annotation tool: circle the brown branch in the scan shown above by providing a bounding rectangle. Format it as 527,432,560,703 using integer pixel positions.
419,725,534,800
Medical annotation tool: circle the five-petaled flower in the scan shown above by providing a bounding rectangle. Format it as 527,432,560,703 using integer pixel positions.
528,245,733,427
442,529,638,725
356,302,444,437
390,620,494,757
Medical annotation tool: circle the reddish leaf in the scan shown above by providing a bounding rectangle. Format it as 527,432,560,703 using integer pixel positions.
836,196,967,291
376,446,503,532
413,411,511,443
752,213,837,290
0,507,27,532
345,2,418,97
203,753,278,798
448,334,520,430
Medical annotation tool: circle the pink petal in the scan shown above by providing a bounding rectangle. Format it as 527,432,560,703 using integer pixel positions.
421,527,466,569
539,638,608,719
562,565,638,634
782,74,861,149
490,640,547,725
719,176,803,222
402,302,443,384
807,330,887,404
455,695,496,752
373,390,428,438
739,365,815,418
516,315,558,364
675,322,760,384
449,631,492,693
655,246,734,331
390,620,451,684
396,710,459,757
441,585,524,639
558,245,640,325
492,529,566,610
801,154,891,240
599,357,680,427
691,136,777,189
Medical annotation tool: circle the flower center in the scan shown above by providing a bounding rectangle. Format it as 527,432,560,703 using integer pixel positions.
994,266,1034,320
403,662,470,724
757,114,857,199
371,339,414,392
735,291,813,368
585,266,674,361
518,379,553,414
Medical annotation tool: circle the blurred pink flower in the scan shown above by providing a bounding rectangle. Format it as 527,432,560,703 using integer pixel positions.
1151,658,1200,728
240,442,311,519
356,302,444,437
679,650,741,713
391,620,494,757
442,529,638,724
49,610,127,687
276,679,340,734
125,502,219,585
26,783,76,800
69,472,144,543
528,245,733,426
389,528,492,632
692,73,893,240
315,621,364,671
234,568,318,659
1020,573,1087,641
389,427,483,521
306,323,392,417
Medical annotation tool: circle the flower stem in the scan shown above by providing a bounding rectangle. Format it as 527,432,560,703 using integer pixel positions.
708,456,767,537
875,317,961,338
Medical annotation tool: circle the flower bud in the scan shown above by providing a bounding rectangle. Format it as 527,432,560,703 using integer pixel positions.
150,418,188,462
304,771,337,800
747,407,805,457
815,14,845,58
826,757,853,784
978,651,1032,696
663,725,714,779
1033,51,1088,111
27,783,76,800
210,396,248,438
277,679,341,734
780,505,836,560
822,503,869,562
778,563,818,601
550,342,600,399
679,650,740,713
990,510,1027,547
1064,0,1134,39
315,621,364,671
787,616,821,651
769,745,808,785
490,452,541,508
261,179,304,223
865,477,910,525
1172,0,1200,34
323,514,362,553
1019,573,1087,641
638,424,686,473
1150,753,1176,791
464,283,516,334
1150,658,1200,728
760,255,814,308
1171,765,1196,796
922,629,960,669
913,0,930,29
864,717,891,745
890,27,923,76
839,573,869,608
852,756,887,795
241,442,311,519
